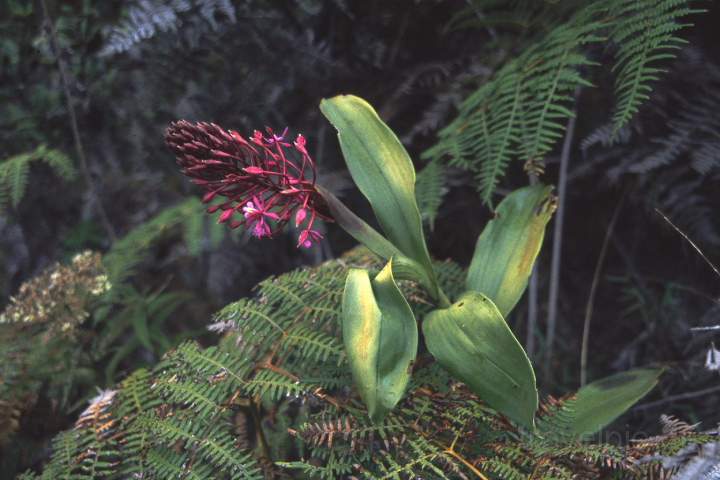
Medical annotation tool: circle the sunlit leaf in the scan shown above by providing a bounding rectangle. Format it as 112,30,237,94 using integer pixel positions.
320,95,437,290
342,260,418,422
467,184,556,316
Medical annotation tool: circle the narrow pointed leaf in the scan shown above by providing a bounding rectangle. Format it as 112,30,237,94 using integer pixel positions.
320,95,434,277
423,291,537,428
342,260,418,422
467,184,556,317
565,368,662,436
317,185,448,305
316,184,400,260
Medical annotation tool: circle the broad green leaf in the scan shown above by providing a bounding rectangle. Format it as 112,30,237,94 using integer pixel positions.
565,368,662,436
342,260,418,422
467,184,556,317
423,291,537,428
320,95,434,277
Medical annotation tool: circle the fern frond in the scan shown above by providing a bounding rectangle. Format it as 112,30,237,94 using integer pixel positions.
426,0,698,204
424,5,603,205
415,159,447,230
279,449,358,479
144,448,216,480
102,197,220,285
139,412,263,480
164,341,251,387
246,369,306,402
610,0,701,131
281,324,345,365
0,145,75,211
482,457,528,480
99,0,237,56
371,436,455,479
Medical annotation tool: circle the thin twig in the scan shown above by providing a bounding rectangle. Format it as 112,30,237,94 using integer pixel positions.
692,325,720,332
633,384,720,411
655,208,720,280
580,192,625,385
444,446,491,480
545,95,579,378
527,266,538,359
40,0,116,241
526,164,540,358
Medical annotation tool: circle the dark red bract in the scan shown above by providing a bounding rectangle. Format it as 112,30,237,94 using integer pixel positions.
165,121,329,247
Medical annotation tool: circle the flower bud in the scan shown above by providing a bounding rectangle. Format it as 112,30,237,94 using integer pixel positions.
295,208,307,227
218,208,234,223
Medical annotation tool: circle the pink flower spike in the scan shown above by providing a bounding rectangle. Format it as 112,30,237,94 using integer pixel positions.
295,208,307,227
166,121,331,243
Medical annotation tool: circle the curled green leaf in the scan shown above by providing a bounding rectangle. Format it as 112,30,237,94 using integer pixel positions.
342,259,418,422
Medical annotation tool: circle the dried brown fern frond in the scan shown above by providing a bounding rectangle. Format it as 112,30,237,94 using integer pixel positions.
628,414,718,479
289,414,388,451
75,389,117,440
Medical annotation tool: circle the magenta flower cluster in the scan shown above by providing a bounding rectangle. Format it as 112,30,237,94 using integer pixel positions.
165,121,329,248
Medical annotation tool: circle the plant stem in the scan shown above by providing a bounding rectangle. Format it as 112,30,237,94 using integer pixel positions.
40,0,116,242
527,266,538,359
444,446,490,480
580,192,624,385
544,100,578,379
633,384,720,411
526,165,540,358
655,208,720,280
250,397,273,465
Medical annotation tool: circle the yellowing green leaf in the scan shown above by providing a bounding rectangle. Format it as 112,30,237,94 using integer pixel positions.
467,184,556,317
342,260,418,422
320,95,436,286
423,291,537,428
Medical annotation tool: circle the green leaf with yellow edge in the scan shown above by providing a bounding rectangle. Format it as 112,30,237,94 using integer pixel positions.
342,259,418,423
423,291,537,428
467,184,556,317
320,95,436,285
565,368,663,437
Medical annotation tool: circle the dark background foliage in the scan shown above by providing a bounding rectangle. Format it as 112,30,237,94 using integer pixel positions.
1,0,719,476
